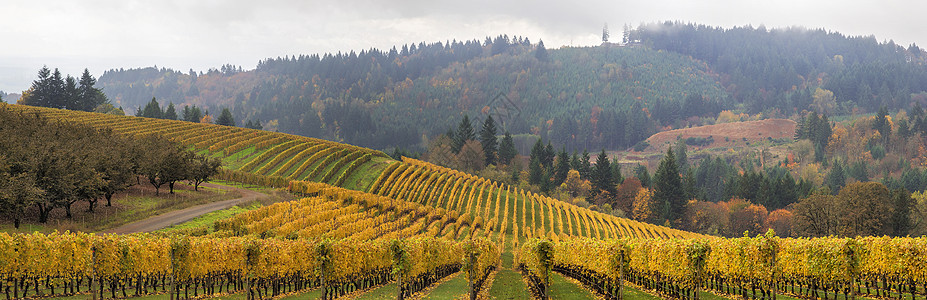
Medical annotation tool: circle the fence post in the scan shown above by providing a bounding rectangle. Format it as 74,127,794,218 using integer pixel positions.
618,250,624,300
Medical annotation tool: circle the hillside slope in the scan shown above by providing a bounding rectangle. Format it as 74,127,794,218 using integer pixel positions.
11,104,698,245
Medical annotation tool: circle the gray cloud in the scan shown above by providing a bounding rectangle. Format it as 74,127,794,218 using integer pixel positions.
1,0,924,92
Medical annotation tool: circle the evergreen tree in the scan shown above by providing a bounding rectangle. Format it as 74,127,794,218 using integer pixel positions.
891,188,914,236
535,40,549,61
530,138,544,165
140,98,162,119
875,106,891,144
542,142,555,169
674,140,689,174
591,150,616,196
653,148,685,225
634,164,651,188
216,108,236,126
497,131,516,165
528,156,544,185
579,150,592,179
452,115,475,153
76,69,106,112
825,159,846,194
553,149,570,187
163,102,178,120
611,158,624,184
480,115,498,166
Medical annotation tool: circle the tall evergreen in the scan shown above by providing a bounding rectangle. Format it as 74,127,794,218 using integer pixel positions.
76,69,106,111
553,149,570,187
825,159,846,193
480,115,498,166
452,115,475,153
216,108,236,126
163,102,178,120
140,98,162,119
535,40,549,61
528,156,544,185
653,148,684,225
674,140,689,174
540,142,554,169
579,150,592,180
611,158,624,184
498,131,516,165
591,150,616,196
634,164,651,187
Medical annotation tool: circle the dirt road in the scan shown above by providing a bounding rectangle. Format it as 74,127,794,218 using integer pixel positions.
104,182,268,234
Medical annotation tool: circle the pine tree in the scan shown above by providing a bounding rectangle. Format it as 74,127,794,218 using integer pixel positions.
542,142,555,169
498,131,516,165
452,115,475,153
140,98,162,119
579,150,592,180
216,108,236,126
591,150,615,197
675,140,689,174
611,158,624,184
553,149,570,187
163,102,178,120
634,164,651,187
76,69,106,112
825,159,846,193
480,115,498,166
528,156,544,185
653,148,684,225
535,40,548,61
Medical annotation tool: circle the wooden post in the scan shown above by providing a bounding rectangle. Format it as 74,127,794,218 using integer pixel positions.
91,247,98,300
468,246,476,300
618,250,624,300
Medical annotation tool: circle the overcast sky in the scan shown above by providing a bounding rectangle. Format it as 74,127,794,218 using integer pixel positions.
1,0,925,94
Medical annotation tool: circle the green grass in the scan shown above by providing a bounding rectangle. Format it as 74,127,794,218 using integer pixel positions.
549,272,596,300
0,182,237,234
353,282,398,300
157,201,262,233
422,273,467,300
488,269,530,300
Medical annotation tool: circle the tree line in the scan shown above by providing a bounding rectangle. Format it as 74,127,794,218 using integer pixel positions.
134,97,260,129
0,105,221,227
18,66,111,112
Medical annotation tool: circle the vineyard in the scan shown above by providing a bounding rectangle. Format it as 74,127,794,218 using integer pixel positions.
10,105,390,191
0,231,497,300
7,104,927,300
368,157,699,249
518,235,927,300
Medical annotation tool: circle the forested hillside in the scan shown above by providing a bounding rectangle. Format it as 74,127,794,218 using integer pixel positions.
96,24,927,153
98,36,727,151
633,22,927,115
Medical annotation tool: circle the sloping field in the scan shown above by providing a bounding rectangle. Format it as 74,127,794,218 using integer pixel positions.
645,119,797,152
11,104,391,191
11,104,697,244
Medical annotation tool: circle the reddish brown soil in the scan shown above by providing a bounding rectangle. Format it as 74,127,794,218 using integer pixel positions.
644,119,797,153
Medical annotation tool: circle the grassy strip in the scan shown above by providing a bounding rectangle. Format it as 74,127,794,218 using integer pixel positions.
488,269,530,300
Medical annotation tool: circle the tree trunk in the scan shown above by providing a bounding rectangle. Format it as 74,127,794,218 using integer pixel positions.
106,192,115,207
169,181,175,194
87,198,98,212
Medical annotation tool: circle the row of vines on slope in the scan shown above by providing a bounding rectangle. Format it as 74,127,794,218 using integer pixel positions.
12,105,388,186
0,232,498,300
517,234,927,300
368,157,698,249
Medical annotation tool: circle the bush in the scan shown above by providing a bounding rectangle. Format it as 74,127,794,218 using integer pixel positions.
684,136,714,147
